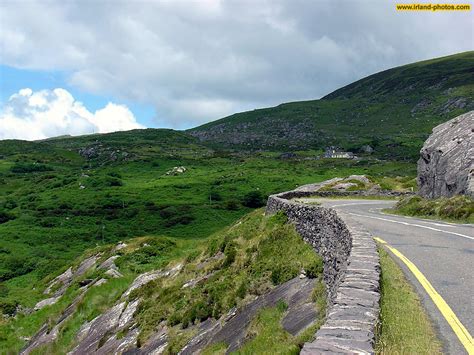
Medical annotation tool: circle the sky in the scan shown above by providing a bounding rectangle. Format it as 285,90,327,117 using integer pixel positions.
0,0,472,140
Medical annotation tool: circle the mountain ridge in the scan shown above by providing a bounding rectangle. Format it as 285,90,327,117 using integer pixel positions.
188,51,474,160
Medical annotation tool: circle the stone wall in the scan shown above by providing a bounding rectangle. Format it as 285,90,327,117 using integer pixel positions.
266,188,380,354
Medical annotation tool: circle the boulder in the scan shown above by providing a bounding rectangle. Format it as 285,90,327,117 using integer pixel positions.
332,182,358,191
417,111,474,198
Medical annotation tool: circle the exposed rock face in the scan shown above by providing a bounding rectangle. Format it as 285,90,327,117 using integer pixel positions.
35,254,100,310
418,111,474,198
180,277,318,354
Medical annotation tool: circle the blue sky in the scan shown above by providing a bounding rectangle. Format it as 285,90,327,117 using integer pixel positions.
0,65,157,128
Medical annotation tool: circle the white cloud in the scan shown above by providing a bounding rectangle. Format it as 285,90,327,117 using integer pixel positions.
0,0,472,128
0,88,144,140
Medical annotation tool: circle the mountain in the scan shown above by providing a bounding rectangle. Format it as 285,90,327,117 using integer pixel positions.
188,52,474,160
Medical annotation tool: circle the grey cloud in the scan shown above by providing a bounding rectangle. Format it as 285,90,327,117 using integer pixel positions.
1,0,472,129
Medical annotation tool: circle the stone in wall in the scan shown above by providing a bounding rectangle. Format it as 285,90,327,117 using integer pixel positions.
266,184,381,354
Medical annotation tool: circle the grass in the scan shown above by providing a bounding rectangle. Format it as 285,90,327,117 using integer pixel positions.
0,210,326,353
233,302,299,355
0,131,415,316
376,246,443,354
133,210,324,346
387,195,474,223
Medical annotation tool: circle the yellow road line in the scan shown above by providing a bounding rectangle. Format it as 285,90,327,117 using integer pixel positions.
375,237,474,354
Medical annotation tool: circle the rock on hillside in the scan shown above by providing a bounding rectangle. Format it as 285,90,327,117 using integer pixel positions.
417,111,474,198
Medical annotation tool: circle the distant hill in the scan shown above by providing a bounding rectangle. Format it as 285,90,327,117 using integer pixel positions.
188,52,474,160
0,128,211,164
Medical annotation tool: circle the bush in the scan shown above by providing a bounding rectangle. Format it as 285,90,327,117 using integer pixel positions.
242,190,266,208
236,280,247,299
164,215,194,227
0,211,15,224
90,176,123,188
222,244,237,267
209,191,223,201
0,300,18,316
270,264,298,285
159,205,191,219
107,171,122,178
0,256,36,281
159,205,194,227
10,163,53,173
144,201,159,211
305,258,324,278
224,199,240,210
2,199,17,210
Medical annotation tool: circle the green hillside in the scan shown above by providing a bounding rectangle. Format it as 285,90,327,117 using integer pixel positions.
0,127,414,319
189,52,474,160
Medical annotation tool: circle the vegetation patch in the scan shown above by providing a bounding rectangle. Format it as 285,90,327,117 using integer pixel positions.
376,246,442,354
388,195,474,223
128,210,324,348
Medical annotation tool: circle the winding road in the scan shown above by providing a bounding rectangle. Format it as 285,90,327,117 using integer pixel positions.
300,198,473,355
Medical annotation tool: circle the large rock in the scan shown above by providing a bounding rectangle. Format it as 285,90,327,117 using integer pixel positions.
418,111,474,198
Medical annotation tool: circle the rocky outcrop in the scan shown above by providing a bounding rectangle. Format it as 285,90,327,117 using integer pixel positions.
67,263,183,354
34,254,100,310
418,111,474,198
266,181,381,354
180,277,318,354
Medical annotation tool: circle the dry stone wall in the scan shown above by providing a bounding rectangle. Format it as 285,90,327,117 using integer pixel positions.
266,187,380,354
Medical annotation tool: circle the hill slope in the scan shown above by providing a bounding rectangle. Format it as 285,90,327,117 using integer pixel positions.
188,52,474,160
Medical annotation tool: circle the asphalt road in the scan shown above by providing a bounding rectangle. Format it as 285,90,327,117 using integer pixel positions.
301,198,473,355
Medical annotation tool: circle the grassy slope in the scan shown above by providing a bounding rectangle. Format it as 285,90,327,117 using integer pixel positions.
189,52,474,160
387,195,474,223
0,210,326,354
0,129,416,315
376,247,442,354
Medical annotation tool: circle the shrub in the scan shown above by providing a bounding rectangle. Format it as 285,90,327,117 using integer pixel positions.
224,199,240,210
2,199,17,210
209,191,222,201
205,238,221,256
0,256,36,281
144,201,159,211
270,264,298,285
107,171,122,178
105,176,123,186
159,205,194,227
0,211,15,224
159,206,176,219
38,217,57,228
90,176,123,188
10,163,53,173
242,190,266,208
305,258,324,278
222,244,237,267
236,280,248,299
0,300,18,316
164,215,194,227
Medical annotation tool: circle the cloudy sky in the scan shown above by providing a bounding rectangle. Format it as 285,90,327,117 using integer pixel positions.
0,0,472,140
